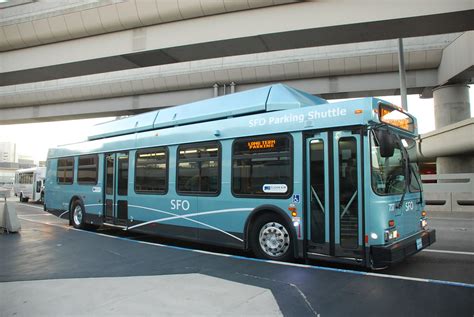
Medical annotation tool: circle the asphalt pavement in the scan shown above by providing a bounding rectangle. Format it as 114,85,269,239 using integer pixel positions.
380,212,474,284
1,201,473,316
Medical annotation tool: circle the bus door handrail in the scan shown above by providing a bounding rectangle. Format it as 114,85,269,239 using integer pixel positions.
341,190,358,218
311,186,325,214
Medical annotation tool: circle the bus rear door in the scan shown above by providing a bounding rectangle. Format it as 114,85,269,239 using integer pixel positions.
104,152,129,227
306,130,364,261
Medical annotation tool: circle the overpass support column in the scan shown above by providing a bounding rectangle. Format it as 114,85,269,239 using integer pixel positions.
433,84,472,174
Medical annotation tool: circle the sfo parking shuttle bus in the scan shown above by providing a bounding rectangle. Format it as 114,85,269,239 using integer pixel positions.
44,84,435,268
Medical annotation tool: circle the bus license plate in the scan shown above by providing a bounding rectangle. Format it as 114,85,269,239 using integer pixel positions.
416,238,422,250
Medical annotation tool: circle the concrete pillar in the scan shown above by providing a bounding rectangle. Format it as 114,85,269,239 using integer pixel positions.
433,84,470,129
433,84,471,174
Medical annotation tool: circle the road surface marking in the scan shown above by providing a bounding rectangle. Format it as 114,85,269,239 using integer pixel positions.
18,203,44,211
422,249,474,256
429,217,473,221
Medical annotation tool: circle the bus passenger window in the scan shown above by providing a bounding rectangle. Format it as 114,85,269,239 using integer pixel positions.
57,158,74,184
117,154,129,196
19,172,33,184
232,134,292,197
77,155,98,184
135,148,168,194
177,142,220,195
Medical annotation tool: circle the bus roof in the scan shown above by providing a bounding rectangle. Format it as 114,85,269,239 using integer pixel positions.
88,84,328,141
15,167,46,174
47,85,418,159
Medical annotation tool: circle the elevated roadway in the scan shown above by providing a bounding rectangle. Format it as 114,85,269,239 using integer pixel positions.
0,32,472,123
0,1,473,124
1,0,473,85
419,118,474,159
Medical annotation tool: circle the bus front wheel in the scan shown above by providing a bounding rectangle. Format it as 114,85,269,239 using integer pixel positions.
250,214,294,262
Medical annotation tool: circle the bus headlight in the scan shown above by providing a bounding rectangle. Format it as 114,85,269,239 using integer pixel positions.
421,219,428,229
292,216,300,227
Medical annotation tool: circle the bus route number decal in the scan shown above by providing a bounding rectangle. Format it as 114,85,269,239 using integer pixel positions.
171,199,190,211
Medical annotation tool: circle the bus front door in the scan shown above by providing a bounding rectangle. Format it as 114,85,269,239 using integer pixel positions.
306,130,364,261
104,152,129,227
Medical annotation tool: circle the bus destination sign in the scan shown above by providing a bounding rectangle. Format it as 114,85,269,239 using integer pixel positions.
379,103,414,133
247,139,276,150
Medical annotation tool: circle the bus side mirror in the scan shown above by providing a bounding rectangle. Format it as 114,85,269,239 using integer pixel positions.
36,181,42,193
375,130,395,158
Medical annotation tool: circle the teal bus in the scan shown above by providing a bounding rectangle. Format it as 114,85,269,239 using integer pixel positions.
44,84,435,268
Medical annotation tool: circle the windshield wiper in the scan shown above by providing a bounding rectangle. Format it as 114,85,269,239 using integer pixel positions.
409,163,423,204
394,134,410,209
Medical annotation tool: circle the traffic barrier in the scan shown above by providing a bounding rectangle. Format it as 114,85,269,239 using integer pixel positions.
422,173,474,212
0,187,21,233
423,192,451,212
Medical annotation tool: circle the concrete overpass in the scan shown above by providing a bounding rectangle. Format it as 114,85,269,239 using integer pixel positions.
0,32,464,123
1,1,473,121
1,0,473,85
0,0,473,173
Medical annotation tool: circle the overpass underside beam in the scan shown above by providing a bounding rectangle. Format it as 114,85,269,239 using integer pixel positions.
0,70,437,124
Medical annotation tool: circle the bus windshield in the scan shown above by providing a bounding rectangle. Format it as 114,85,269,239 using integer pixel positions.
371,130,421,195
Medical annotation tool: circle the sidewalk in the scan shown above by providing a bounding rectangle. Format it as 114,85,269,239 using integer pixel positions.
0,274,281,316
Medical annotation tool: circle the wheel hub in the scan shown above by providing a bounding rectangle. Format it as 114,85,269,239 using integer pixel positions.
73,205,83,226
259,222,290,257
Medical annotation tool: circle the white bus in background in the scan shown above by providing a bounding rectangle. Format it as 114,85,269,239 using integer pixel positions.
14,167,46,203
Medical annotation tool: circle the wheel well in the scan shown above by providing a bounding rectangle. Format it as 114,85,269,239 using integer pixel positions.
244,206,297,255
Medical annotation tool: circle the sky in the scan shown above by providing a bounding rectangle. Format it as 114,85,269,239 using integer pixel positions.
0,88,473,164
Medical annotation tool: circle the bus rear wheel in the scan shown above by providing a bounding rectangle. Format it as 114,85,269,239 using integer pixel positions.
71,200,86,229
251,214,294,262
71,200,99,231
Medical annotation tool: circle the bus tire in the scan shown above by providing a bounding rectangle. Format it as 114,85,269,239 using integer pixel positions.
250,213,294,262
71,200,86,229
19,193,28,203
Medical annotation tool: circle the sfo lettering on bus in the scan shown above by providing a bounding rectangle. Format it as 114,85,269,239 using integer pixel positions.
171,199,190,211
249,107,347,127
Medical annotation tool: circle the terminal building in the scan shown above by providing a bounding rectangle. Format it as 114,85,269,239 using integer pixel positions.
0,0,473,210
0,141,37,186
0,141,16,163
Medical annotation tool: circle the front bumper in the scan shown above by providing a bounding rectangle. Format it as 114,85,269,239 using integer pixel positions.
371,229,436,268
